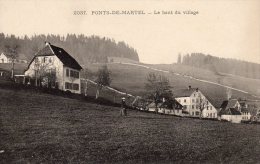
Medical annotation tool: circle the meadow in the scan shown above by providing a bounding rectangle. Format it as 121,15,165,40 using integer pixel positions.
85,63,260,107
0,87,259,163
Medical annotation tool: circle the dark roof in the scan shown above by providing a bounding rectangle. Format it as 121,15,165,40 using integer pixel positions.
27,43,82,70
230,108,242,115
219,99,241,115
220,99,238,110
173,88,197,97
159,99,183,109
219,108,241,115
49,44,82,70
220,100,229,109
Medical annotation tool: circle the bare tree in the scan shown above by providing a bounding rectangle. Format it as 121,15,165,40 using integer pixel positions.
95,65,111,99
145,72,173,113
198,93,207,119
81,68,95,96
4,43,20,79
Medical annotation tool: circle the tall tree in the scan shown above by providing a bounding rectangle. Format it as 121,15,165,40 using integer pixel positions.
4,42,20,79
95,65,112,99
145,72,173,105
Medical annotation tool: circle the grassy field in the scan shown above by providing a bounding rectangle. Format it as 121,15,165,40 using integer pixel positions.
1,62,260,106
0,88,259,163
85,63,260,107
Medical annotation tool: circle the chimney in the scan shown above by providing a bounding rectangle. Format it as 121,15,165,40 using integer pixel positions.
45,42,50,46
188,86,191,90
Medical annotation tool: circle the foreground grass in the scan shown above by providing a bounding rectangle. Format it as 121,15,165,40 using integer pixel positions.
0,88,260,163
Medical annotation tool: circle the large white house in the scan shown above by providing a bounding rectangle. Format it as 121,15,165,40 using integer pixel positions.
174,86,218,118
25,42,82,94
0,52,11,63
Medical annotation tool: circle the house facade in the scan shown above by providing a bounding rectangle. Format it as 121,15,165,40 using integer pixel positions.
0,53,11,63
174,86,218,118
239,100,260,121
24,42,82,94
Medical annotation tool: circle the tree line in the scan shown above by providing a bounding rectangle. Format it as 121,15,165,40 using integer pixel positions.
177,53,260,79
0,33,139,64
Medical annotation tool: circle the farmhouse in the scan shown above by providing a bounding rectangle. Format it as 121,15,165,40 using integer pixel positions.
0,52,11,63
219,99,242,123
24,42,82,94
147,99,183,115
174,86,218,118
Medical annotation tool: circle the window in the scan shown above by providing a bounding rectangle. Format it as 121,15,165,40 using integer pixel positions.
184,99,186,103
49,57,53,63
192,99,195,103
72,83,79,90
196,98,199,103
192,105,194,109
65,82,72,89
66,69,70,77
183,105,187,109
65,82,79,90
194,94,196,97
70,70,79,78
210,106,212,110
43,57,47,63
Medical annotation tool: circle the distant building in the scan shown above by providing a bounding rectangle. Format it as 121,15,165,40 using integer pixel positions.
107,56,138,64
174,86,218,118
147,99,183,116
25,42,82,94
219,99,242,123
0,52,28,64
0,52,11,63
239,100,260,121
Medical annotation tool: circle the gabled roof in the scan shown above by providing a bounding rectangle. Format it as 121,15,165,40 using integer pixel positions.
219,108,241,115
49,44,82,70
173,88,197,97
27,43,82,70
220,99,238,110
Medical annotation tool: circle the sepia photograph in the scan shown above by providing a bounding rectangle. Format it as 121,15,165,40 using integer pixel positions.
0,0,260,163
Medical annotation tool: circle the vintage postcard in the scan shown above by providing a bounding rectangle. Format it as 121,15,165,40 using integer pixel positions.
0,0,260,163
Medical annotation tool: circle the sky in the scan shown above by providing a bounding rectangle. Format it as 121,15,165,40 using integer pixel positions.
0,0,259,64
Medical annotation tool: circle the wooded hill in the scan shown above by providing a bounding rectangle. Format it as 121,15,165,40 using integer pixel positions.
178,53,260,79
0,33,139,64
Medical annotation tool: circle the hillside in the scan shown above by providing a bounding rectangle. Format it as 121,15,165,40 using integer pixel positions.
179,53,260,79
85,63,260,105
0,33,139,63
1,62,260,107
1,87,260,163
